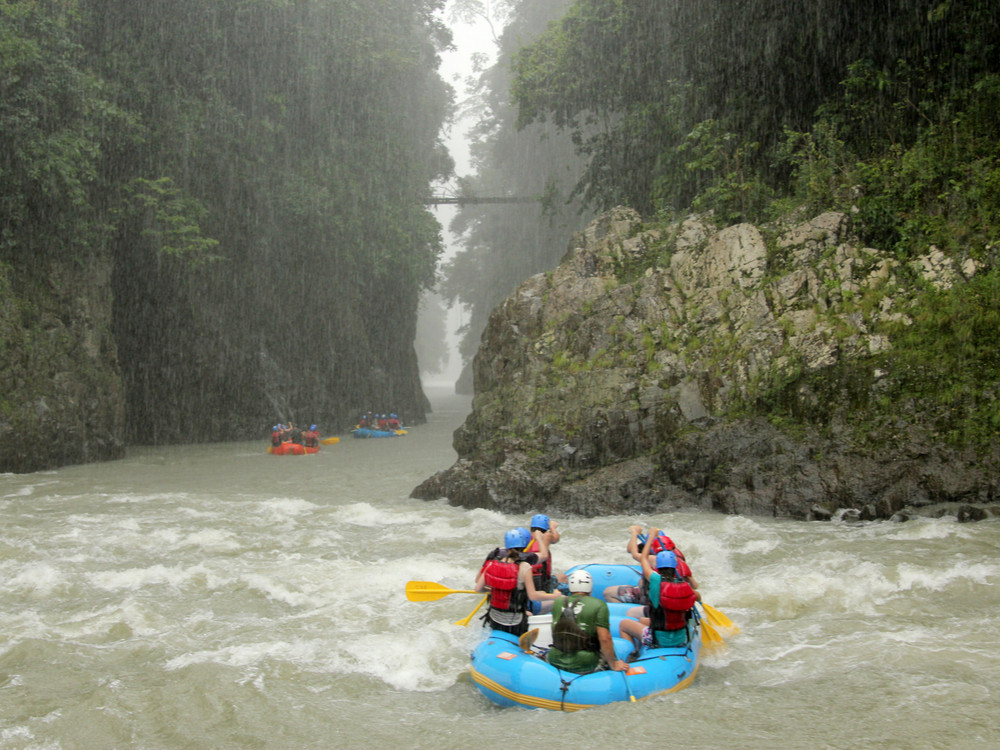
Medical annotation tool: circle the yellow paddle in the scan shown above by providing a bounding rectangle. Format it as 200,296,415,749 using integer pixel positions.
703,603,740,634
454,594,488,627
698,604,729,653
518,628,539,653
320,436,340,445
405,581,479,602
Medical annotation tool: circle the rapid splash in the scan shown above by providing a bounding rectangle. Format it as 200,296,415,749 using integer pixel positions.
1,391,997,748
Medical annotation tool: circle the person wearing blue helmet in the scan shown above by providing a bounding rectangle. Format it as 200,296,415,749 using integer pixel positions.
605,525,698,602
524,513,567,594
475,527,561,635
618,528,700,657
302,424,320,449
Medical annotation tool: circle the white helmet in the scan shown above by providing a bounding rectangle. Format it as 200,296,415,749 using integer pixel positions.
567,569,593,594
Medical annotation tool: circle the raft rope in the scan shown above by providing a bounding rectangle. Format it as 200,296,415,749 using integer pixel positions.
554,668,589,713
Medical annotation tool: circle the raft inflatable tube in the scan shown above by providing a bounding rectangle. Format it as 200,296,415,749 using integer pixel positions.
352,427,406,438
269,443,320,455
469,563,702,711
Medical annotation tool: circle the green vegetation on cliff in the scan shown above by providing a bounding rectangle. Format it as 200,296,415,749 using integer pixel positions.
1,0,452,463
499,0,1000,452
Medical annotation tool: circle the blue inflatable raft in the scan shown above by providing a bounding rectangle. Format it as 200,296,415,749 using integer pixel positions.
468,563,702,711
352,427,406,438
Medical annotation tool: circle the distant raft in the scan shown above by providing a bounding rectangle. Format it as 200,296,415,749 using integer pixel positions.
269,443,321,455
468,563,702,711
352,427,407,439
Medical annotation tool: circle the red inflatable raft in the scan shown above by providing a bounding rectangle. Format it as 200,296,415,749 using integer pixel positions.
269,443,320,455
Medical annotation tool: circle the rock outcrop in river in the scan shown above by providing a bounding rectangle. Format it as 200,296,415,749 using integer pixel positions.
413,207,999,521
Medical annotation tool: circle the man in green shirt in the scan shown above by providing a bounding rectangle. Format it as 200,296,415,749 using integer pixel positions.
545,570,627,674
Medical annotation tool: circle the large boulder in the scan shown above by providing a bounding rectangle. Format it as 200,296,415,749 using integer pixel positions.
412,208,998,521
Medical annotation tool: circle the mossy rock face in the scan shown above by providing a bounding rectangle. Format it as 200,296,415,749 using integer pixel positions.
412,208,999,520
0,255,125,472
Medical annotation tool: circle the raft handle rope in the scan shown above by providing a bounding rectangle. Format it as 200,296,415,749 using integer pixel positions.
554,668,589,713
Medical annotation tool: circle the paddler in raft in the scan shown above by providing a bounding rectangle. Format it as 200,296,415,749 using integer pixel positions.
524,514,569,595
475,527,561,636
604,525,699,603
545,569,627,674
618,541,700,659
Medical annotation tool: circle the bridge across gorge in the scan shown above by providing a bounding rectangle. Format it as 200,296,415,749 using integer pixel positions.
424,195,538,206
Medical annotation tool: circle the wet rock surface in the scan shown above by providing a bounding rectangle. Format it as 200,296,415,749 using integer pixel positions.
413,208,998,521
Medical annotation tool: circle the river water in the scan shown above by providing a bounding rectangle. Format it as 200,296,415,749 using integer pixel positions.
1,387,997,749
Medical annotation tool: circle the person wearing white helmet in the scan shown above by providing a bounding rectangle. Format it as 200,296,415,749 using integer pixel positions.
475,527,561,635
545,569,627,674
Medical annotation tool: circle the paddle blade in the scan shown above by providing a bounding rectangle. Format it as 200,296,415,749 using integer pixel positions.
700,618,728,654
405,581,478,602
518,628,539,653
454,595,488,627
321,436,340,445
704,603,740,634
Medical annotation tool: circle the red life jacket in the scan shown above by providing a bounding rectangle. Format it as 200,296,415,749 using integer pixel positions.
271,431,282,446
483,559,522,611
651,577,697,632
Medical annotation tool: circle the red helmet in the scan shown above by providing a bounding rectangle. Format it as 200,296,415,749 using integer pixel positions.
649,534,676,555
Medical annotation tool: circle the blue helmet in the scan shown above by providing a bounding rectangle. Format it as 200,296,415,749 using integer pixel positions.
530,514,550,531
310,425,317,430
504,527,531,550
655,550,678,570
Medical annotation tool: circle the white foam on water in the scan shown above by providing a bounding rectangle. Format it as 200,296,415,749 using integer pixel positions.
328,621,468,692
164,638,321,672
241,572,314,608
178,528,241,552
87,563,203,592
7,562,70,598
895,558,999,592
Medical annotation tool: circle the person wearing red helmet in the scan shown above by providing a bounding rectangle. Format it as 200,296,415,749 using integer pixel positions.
604,525,698,603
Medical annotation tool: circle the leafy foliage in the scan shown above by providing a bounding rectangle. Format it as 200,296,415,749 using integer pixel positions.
1,0,454,442
511,0,1000,234
501,0,1000,451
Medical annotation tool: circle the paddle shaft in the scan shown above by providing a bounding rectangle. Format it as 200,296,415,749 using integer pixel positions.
405,580,479,602
454,594,488,627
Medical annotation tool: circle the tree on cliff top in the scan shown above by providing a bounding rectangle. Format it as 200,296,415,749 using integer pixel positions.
510,0,1000,249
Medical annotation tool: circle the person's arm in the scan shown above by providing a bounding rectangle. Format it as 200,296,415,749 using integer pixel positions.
531,530,551,563
626,525,643,562
475,569,488,593
519,563,560,601
546,519,561,544
639,540,656,581
598,627,626,671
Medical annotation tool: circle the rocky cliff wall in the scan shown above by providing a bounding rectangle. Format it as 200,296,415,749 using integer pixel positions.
0,253,124,472
412,208,998,521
